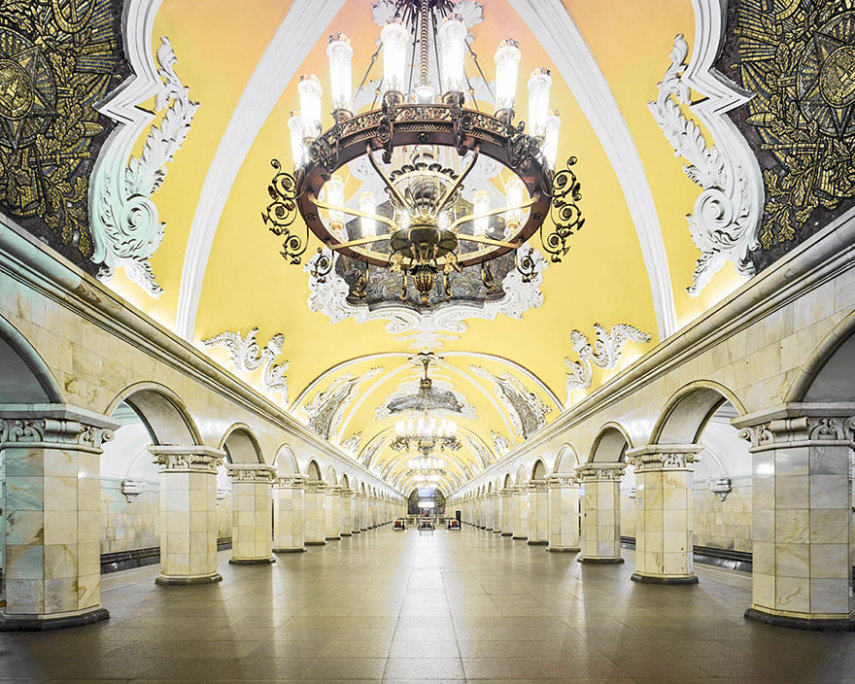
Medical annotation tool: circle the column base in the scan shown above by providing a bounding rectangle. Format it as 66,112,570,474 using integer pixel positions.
744,608,855,631
352,530,361,534
305,540,327,546
631,573,697,585
0,607,109,632
273,547,307,553
501,532,513,537
325,536,341,541
512,536,528,540
547,546,580,553
156,572,223,585
578,557,624,564
341,532,352,537
527,540,548,546
229,557,275,565
492,530,503,534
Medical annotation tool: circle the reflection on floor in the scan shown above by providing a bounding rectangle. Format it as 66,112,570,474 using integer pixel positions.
2,528,854,682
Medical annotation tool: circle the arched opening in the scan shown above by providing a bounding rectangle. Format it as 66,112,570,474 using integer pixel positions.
531,459,547,481
306,460,322,481
553,444,578,473
649,381,745,446
514,465,527,484
502,473,512,488
340,473,350,488
221,425,264,464
273,445,298,475
325,466,338,485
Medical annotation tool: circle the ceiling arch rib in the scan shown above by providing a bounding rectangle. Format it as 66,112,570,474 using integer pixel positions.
508,0,677,340
175,0,345,340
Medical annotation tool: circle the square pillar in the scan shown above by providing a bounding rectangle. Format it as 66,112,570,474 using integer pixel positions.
501,489,513,536
228,464,276,564
324,485,341,541
492,493,502,533
340,488,353,536
273,475,307,553
352,492,364,533
737,413,855,629
0,411,118,630
512,485,529,540
483,496,493,530
303,481,327,545
527,480,549,545
626,445,702,584
150,445,225,585
546,475,580,552
577,463,625,563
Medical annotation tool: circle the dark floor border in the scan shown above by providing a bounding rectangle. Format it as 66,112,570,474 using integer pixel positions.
0,608,109,632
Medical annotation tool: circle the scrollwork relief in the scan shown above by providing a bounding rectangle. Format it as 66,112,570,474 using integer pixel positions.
302,367,381,439
470,365,551,438
202,327,289,403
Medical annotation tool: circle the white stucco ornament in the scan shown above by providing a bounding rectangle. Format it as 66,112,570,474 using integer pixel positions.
202,327,289,403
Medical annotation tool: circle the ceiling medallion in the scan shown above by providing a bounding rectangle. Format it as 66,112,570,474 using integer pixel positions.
262,0,584,308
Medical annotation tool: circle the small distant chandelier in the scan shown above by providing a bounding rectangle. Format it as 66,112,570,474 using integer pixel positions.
263,0,584,307
389,355,463,454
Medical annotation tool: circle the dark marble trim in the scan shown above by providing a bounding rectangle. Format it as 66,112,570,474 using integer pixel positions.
745,608,855,631
0,608,109,632
631,573,698,585
155,573,223,586
273,547,307,553
229,557,275,565
578,557,624,564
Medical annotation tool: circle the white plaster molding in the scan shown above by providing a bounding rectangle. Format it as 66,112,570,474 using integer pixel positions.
649,33,760,296
564,323,652,403
470,365,551,439
176,0,346,339
340,432,361,456
304,245,547,351
93,1,201,296
302,367,382,439
508,0,676,340
201,327,289,403
374,375,477,421
491,430,513,458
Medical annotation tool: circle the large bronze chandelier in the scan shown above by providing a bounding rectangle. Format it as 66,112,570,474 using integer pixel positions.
263,0,584,306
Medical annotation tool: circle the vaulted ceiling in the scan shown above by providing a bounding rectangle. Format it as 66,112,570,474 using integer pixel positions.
103,0,751,495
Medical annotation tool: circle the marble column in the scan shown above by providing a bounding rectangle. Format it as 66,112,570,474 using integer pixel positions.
737,413,855,629
492,492,502,533
303,480,327,546
577,463,625,563
527,480,549,545
501,488,513,536
227,463,276,564
483,496,493,530
352,492,363,533
546,475,580,552
340,488,353,536
324,485,341,541
273,475,306,553
512,485,529,540
151,445,225,584
0,410,118,630
626,445,702,584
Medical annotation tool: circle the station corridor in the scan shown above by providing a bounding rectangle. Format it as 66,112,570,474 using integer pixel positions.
1,528,853,683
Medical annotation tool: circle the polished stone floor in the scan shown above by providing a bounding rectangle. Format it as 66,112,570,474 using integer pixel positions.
2,527,855,682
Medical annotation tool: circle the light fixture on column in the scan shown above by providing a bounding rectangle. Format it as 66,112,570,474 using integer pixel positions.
262,0,585,307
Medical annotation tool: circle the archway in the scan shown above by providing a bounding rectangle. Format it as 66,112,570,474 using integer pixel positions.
306,460,322,481
553,444,578,473
531,459,547,480
220,424,264,464
274,444,298,475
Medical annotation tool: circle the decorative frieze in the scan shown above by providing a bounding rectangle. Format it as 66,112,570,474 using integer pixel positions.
150,446,224,473
276,475,307,489
576,462,626,481
626,444,702,472
0,417,115,453
736,414,855,451
227,463,277,483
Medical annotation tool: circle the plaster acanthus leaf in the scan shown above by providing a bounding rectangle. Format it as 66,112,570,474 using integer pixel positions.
302,367,382,439
649,34,759,296
93,36,199,296
491,430,513,457
306,246,546,351
340,432,362,456
470,365,551,438
202,327,289,403
564,323,652,404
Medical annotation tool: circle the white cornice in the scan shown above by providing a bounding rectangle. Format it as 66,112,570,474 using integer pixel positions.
175,0,346,340
508,0,677,341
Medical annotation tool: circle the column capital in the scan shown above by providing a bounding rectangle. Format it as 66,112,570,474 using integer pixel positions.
576,462,626,481
545,474,578,488
500,487,513,496
489,491,500,499
528,479,548,492
227,463,277,483
304,480,327,493
625,444,702,472
340,487,354,497
150,445,225,473
275,474,307,488
510,484,527,494
0,405,120,453
733,404,855,451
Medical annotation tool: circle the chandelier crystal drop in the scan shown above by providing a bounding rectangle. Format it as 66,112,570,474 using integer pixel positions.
262,0,585,308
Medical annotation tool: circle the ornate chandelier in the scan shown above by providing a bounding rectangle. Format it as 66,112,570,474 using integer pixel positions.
262,0,584,307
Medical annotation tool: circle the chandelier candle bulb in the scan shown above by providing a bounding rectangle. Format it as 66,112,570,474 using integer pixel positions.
324,175,346,236
439,14,468,98
288,113,305,168
472,190,490,235
327,33,353,120
381,19,409,100
505,177,525,233
494,39,521,121
543,111,561,169
359,191,376,236
527,68,552,139
298,74,323,140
